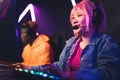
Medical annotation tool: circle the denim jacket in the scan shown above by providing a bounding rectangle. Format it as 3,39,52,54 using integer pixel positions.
53,32,120,80
30,32,120,80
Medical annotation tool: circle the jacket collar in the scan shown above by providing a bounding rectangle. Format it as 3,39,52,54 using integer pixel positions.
66,32,101,47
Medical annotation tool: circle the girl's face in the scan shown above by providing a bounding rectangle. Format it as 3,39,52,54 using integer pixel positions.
70,7,93,36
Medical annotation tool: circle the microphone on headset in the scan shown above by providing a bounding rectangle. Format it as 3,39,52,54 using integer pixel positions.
72,26,79,30
72,26,86,30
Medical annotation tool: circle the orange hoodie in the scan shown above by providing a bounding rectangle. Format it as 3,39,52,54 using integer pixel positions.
21,34,54,66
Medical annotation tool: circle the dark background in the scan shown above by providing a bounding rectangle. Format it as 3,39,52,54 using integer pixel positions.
0,0,120,62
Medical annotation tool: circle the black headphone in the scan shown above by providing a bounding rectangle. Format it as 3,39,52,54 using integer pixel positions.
91,0,104,30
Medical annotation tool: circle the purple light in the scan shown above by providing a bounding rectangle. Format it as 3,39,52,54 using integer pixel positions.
0,0,11,18
18,4,36,23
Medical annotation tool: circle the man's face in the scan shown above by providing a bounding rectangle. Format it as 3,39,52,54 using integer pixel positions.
70,8,92,36
20,28,30,44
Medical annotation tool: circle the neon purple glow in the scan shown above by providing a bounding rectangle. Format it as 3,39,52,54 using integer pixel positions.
0,0,11,18
18,4,36,23
71,0,76,6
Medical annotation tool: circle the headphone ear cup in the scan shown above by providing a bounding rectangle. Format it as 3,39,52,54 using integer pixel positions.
92,7,104,28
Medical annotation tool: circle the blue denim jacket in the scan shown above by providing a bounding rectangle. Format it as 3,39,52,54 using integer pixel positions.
31,32,120,80
53,32,120,80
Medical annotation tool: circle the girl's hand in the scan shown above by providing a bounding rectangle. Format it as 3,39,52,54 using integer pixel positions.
42,64,76,80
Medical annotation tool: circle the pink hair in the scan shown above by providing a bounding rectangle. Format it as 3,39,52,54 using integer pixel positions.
70,0,106,32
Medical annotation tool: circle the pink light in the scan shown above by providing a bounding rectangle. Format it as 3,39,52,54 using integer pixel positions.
18,4,36,23
0,0,11,18
71,0,76,6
